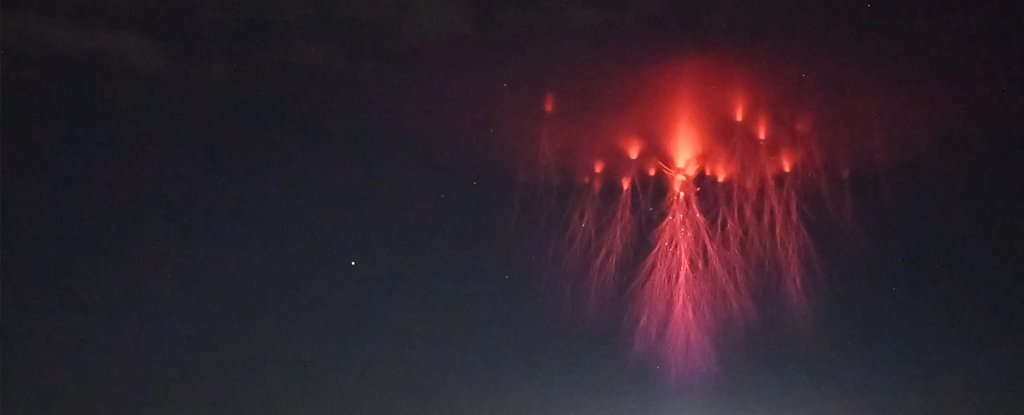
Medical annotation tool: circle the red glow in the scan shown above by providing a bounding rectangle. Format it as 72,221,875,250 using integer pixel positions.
540,56,829,381
781,155,793,173
733,91,747,122
757,116,768,140
668,116,702,170
622,136,644,160
673,173,687,191
544,93,556,113
715,171,727,182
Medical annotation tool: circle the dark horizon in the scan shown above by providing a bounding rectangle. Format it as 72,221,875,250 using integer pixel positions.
3,1,1023,413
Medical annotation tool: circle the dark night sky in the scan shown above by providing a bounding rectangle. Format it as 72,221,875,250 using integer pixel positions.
3,1,1023,414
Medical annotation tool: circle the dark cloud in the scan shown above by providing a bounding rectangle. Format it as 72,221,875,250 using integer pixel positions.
4,11,171,75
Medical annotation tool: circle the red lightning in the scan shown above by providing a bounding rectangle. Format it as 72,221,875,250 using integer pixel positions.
541,56,829,380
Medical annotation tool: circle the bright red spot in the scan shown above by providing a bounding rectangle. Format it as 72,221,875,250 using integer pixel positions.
757,116,768,140
780,151,794,173
622,136,644,160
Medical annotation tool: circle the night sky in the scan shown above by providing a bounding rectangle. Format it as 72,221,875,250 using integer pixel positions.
4,1,1024,414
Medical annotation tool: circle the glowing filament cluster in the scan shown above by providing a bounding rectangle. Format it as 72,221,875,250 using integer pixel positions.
539,60,822,379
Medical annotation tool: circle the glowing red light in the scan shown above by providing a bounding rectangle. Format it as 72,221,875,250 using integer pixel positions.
543,56,823,381
544,93,556,114
622,137,644,160
669,117,702,169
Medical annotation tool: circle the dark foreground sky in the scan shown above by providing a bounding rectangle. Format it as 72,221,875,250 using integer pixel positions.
3,1,1023,414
